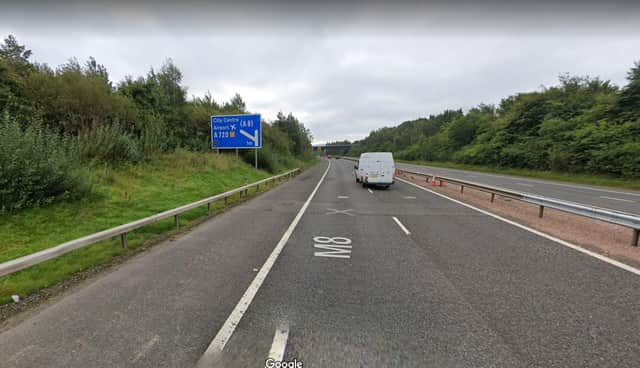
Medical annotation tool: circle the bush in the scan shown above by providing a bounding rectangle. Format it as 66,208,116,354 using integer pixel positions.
548,146,572,172
75,122,142,164
139,118,168,157
0,112,89,211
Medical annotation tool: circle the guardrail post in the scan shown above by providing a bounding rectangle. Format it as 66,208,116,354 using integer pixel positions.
632,229,639,247
491,193,495,203
538,205,545,218
175,215,180,228
207,202,211,212
460,185,464,194
256,183,260,192
224,196,228,206
120,233,128,249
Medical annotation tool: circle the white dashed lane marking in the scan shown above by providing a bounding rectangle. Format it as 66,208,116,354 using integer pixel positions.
600,196,635,203
392,216,411,235
267,323,290,362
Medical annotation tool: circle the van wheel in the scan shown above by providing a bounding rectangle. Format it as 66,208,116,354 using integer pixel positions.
362,182,366,188
384,185,390,190
356,177,360,183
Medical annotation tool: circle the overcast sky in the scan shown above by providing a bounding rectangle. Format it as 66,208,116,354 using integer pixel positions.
2,1,639,143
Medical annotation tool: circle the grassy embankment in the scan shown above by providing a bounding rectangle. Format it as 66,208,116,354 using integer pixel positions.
0,150,315,304
396,159,640,191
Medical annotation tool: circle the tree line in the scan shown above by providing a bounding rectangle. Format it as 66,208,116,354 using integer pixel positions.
0,35,313,211
350,63,640,178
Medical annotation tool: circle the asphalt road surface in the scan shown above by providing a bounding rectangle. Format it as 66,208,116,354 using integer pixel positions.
396,162,640,214
1,159,639,367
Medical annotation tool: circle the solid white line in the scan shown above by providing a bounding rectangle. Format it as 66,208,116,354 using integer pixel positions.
268,323,290,362
516,183,534,187
600,196,635,203
338,195,349,199
397,177,640,277
196,162,331,366
392,216,411,235
367,188,373,194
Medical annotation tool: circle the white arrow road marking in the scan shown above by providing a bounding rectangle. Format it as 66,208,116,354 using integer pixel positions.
338,195,349,199
268,323,290,362
239,129,259,146
367,188,374,194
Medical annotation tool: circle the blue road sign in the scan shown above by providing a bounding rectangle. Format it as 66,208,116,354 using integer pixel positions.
211,114,262,149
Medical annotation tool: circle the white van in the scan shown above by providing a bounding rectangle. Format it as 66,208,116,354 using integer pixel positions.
354,152,395,188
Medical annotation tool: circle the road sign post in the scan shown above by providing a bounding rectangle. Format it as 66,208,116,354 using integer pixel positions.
211,114,262,168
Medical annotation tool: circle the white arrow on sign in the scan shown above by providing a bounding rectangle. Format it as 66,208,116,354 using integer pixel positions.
239,129,259,147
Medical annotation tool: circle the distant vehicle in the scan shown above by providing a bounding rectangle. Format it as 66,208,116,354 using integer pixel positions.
354,152,395,188
335,156,341,159
327,154,332,159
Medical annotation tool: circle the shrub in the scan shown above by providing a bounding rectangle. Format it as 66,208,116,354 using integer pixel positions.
75,122,142,164
139,118,168,157
0,112,89,211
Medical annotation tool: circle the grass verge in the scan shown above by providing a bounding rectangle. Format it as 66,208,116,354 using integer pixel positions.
396,159,640,191
0,150,309,304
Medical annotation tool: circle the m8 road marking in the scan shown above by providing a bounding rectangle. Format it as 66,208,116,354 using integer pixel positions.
313,236,353,259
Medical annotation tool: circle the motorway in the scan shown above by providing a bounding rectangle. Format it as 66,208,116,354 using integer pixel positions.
396,162,640,214
1,159,640,367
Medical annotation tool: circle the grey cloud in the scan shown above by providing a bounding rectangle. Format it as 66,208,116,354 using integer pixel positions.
1,2,639,142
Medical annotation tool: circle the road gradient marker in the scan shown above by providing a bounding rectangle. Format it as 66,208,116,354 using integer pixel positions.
195,161,332,367
397,177,640,277
392,216,411,235
267,323,290,362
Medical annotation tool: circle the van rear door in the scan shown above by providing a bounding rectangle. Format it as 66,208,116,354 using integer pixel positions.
376,158,394,181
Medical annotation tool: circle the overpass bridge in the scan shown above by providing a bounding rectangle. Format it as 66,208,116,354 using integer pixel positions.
312,143,352,155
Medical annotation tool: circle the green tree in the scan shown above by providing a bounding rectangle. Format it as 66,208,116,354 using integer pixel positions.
615,61,640,122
